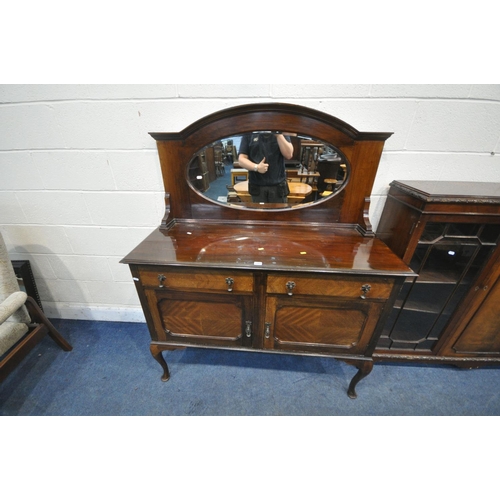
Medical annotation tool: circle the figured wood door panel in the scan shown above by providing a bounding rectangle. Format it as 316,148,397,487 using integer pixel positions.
146,289,253,347
442,277,500,356
264,296,384,355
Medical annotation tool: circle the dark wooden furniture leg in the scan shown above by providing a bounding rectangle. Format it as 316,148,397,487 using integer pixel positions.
25,297,73,351
347,360,373,399
1,297,73,383
150,344,170,382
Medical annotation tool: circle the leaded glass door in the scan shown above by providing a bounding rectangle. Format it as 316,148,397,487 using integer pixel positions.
378,222,500,353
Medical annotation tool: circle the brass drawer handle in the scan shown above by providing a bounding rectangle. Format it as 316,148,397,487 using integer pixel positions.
225,277,234,292
360,284,371,299
286,281,296,296
158,274,166,288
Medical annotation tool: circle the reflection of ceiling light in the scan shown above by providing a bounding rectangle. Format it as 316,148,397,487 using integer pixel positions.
448,250,456,256
300,251,307,255
187,232,192,235
258,247,264,251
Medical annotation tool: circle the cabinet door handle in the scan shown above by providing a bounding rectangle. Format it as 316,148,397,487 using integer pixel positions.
245,321,252,338
360,284,371,299
265,322,271,339
225,277,234,292
158,274,166,288
286,281,296,296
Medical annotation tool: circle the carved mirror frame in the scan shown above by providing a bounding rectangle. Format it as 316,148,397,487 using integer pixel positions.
150,103,392,235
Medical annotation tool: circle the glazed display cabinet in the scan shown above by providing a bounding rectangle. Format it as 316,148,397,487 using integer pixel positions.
376,180,500,366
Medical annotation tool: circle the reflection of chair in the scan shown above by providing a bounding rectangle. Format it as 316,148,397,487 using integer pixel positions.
0,231,72,383
316,158,341,193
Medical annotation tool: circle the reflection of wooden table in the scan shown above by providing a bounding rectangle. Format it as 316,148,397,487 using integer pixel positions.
233,181,312,204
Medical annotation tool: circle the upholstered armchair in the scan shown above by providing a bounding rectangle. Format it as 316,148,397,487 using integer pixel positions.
0,231,72,383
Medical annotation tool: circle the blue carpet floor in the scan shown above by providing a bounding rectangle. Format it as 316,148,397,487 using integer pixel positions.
1,318,499,416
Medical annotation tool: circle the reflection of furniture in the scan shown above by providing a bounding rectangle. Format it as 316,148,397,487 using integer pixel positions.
230,168,248,185
300,140,324,171
226,184,239,203
233,180,312,204
204,147,217,182
376,180,500,368
0,232,72,383
188,153,209,192
122,103,412,398
316,157,341,193
320,179,337,197
12,260,43,310
214,144,225,177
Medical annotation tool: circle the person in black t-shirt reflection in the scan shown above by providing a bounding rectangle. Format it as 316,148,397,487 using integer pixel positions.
238,132,294,203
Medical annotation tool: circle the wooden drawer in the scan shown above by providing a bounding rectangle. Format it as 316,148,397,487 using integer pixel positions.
138,267,254,293
266,274,393,299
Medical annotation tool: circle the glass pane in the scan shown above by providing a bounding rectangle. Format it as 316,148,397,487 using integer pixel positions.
427,312,452,341
403,283,456,313
409,245,430,274
462,246,495,285
414,241,480,283
420,222,446,243
376,336,392,349
480,224,500,244
417,339,438,350
390,310,437,343
380,308,400,338
446,223,482,237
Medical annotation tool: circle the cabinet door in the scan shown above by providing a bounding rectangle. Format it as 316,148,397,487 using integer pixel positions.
264,295,385,355
377,222,500,353
264,274,392,355
139,267,255,348
146,289,254,348
439,274,500,357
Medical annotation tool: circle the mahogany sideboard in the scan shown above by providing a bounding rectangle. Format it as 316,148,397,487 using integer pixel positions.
121,103,413,398
376,180,500,367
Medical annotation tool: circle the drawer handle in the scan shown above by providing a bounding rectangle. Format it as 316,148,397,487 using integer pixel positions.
158,274,166,288
245,321,252,338
225,277,234,292
265,322,271,339
360,284,371,299
286,281,296,296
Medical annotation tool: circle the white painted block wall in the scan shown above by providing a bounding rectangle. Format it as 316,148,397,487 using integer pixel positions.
1,84,499,322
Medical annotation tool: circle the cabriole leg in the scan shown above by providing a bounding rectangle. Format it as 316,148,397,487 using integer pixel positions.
150,344,170,382
347,360,373,399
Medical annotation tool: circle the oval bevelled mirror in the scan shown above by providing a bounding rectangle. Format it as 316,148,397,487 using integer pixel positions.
187,132,350,210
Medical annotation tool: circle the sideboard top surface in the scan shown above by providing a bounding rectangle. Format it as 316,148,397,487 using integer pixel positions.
122,222,414,276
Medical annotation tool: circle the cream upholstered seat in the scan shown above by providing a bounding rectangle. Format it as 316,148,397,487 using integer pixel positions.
0,231,72,382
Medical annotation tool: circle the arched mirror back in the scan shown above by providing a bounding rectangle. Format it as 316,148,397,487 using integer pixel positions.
149,103,392,234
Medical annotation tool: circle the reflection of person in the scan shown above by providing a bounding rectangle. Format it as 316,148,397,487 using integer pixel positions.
238,132,294,203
